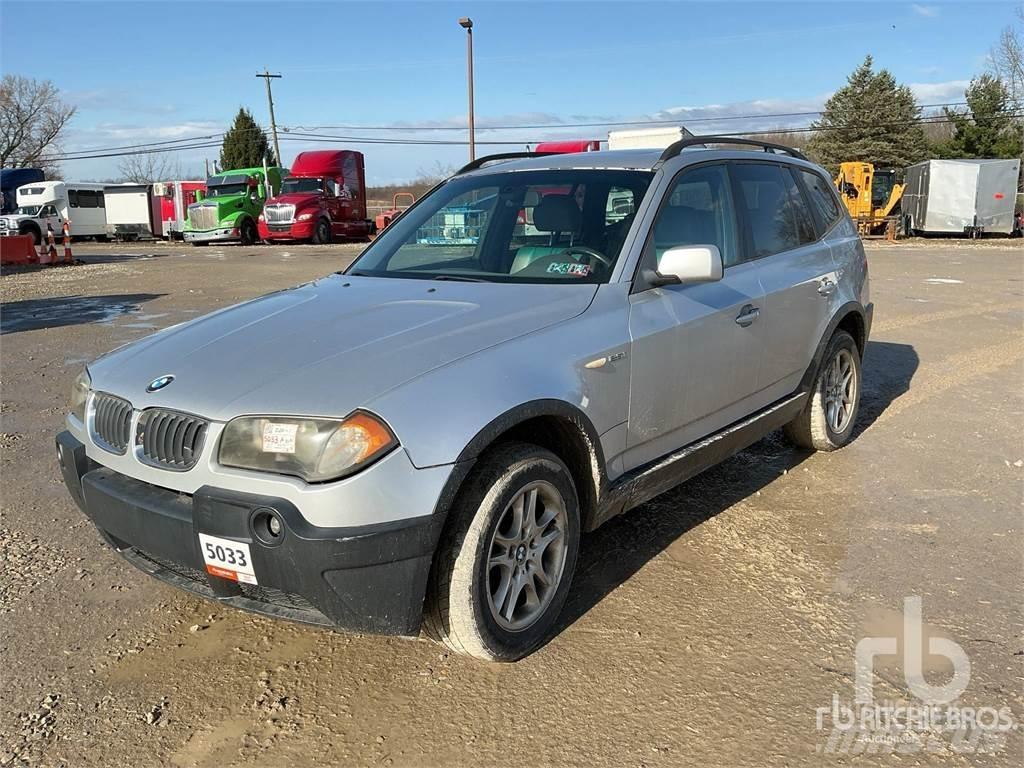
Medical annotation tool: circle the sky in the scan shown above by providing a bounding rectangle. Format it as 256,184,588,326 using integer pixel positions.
0,0,1017,184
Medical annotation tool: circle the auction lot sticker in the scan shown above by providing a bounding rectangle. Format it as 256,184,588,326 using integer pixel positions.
198,533,258,584
262,422,298,454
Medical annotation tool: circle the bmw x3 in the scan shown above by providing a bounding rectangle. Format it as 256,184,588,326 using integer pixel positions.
57,137,871,661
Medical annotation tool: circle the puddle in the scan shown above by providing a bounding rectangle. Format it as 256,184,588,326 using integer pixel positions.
1,294,165,334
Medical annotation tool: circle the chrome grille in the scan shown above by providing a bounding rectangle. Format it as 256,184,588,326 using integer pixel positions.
91,393,134,454
136,409,208,470
188,204,219,231
263,204,294,224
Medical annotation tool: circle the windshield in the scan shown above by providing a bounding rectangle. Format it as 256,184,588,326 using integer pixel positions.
14,205,41,216
206,174,253,198
872,171,896,208
348,169,653,283
280,177,323,194
206,183,249,198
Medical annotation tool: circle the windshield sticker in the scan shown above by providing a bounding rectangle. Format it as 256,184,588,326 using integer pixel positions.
546,262,591,277
262,422,298,454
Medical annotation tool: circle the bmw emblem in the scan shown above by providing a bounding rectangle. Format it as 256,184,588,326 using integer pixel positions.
146,375,174,393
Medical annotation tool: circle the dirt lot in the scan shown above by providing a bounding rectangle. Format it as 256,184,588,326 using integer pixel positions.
1,239,1021,767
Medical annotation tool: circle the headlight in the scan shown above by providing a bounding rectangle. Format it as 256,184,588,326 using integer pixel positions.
296,212,314,221
258,213,265,222
70,369,91,422
219,411,397,482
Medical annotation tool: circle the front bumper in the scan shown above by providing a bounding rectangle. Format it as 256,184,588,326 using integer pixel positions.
258,219,315,241
184,227,239,243
57,431,446,635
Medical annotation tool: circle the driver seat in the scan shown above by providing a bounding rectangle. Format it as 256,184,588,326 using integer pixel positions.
511,194,581,273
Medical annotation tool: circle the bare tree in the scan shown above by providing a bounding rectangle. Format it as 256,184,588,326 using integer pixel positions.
0,74,76,171
116,152,182,184
990,6,1024,108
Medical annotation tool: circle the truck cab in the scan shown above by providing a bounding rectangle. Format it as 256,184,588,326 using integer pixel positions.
184,167,286,246
258,150,374,244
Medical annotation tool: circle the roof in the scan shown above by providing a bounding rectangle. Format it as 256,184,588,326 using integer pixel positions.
461,144,817,177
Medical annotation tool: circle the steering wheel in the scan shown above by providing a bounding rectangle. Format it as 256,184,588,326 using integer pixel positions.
560,246,613,269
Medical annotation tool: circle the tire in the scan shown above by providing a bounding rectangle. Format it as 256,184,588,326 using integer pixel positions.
312,218,331,245
19,224,41,245
424,441,581,662
239,218,258,246
784,330,862,451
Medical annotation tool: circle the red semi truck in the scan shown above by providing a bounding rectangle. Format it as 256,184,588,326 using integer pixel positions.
258,150,374,243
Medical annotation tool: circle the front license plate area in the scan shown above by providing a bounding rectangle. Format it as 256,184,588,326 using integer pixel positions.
198,533,257,584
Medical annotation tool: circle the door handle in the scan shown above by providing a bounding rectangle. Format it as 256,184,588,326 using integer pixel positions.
735,304,760,327
817,277,837,296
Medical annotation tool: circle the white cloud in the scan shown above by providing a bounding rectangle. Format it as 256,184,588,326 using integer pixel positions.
908,79,970,103
911,4,939,18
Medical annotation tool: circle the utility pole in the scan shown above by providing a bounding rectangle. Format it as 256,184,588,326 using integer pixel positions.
458,18,475,162
255,70,283,166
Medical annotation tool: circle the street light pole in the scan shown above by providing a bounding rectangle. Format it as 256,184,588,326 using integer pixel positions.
255,70,283,166
458,17,475,162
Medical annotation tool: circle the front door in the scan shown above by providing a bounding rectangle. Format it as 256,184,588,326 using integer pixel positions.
624,163,765,471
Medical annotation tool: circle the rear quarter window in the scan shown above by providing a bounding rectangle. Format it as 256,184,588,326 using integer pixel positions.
798,169,842,232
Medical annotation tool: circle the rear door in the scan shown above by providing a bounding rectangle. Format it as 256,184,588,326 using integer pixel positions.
732,162,838,401
624,163,766,470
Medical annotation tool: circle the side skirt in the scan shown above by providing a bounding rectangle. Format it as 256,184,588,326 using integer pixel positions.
592,392,808,529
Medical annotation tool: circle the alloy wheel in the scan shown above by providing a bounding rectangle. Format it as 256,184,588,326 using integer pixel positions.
824,348,857,433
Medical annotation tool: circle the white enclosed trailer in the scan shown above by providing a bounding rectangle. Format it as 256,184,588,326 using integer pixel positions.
903,159,1021,236
607,126,694,150
104,183,160,240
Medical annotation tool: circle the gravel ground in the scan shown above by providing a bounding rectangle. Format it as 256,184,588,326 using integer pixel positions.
0,239,1021,767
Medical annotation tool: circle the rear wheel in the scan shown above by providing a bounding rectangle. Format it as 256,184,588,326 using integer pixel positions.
424,442,580,661
312,218,331,245
239,218,258,246
784,330,861,451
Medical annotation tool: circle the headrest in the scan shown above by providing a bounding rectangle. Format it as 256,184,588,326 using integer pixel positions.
523,189,541,207
532,194,581,233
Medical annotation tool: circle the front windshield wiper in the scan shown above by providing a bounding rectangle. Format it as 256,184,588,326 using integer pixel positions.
431,274,490,282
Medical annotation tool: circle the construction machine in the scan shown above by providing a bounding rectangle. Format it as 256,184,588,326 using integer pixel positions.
834,162,904,236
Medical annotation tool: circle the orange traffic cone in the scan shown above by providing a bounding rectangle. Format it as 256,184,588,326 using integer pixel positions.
46,224,58,264
62,220,73,263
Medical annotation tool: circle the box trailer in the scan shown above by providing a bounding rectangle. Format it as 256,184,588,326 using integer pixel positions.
903,159,1021,236
104,183,159,240
607,126,694,150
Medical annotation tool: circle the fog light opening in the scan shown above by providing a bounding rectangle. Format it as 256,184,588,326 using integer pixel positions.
251,508,285,546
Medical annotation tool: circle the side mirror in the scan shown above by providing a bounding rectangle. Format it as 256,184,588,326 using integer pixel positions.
647,244,723,288
194,190,205,202
257,183,266,199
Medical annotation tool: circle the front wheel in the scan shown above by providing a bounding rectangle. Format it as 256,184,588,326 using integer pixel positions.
784,330,862,451
424,442,580,661
239,218,258,246
312,218,331,245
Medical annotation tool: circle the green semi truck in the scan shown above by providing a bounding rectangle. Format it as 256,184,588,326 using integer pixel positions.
184,166,287,245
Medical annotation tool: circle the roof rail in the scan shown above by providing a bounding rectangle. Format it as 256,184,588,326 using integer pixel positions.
658,136,809,164
455,151,560,175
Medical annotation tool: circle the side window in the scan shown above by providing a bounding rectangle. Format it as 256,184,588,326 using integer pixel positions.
798,169,841,232
97,191,104,208
782,169,817,245
650,164,738,267
68,190,79,208
732,163,812,258
77,190,97,208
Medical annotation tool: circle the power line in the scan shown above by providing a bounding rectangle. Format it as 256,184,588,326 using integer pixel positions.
38,110,1023,163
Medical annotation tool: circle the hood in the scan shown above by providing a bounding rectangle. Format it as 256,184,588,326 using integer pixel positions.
0,213,34,225
89,275,597,422
265,192,322,208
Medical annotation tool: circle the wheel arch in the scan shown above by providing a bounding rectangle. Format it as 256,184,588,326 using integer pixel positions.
447,400,607,532
800,302,868,391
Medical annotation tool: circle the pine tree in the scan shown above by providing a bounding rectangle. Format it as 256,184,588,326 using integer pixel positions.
936,75,1023,158
218,108,277,171
807,56,929,174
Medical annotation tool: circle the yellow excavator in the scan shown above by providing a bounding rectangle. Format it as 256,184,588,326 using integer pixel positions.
834,162,904,235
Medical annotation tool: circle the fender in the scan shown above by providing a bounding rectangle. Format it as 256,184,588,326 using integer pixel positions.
799,301,872,392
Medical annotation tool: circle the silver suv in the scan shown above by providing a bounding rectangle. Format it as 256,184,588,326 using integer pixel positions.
57,138,871,661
